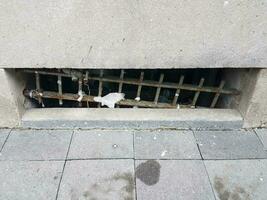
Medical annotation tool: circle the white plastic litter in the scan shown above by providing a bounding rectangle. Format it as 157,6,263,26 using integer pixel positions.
135,97,140,101
94,93,125,108
161,150,168,157
77,90,84,102
29,90,33,98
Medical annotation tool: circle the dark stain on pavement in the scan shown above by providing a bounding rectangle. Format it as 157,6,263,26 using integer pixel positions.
111,172,135,197
136,160,161,186
214,176,251,200
79,172,134,200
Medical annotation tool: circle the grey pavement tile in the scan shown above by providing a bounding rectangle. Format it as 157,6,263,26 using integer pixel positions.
68,130,133,159
255,129,267,150
194,130,267,159
135,160,215,200
0,129,72,161
0,161,64,200
134,130,201,159
0,129,10,150
57,159,135,200
205,160,267,200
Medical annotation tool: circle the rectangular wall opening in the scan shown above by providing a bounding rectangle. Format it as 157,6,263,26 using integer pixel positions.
20,68,241,109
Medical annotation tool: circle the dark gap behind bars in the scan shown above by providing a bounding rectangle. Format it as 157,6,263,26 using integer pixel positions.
21,68,240,109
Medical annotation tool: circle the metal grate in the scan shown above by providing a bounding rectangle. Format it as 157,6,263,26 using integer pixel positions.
22,69,240,109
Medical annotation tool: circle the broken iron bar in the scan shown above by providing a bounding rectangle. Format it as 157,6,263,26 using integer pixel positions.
23,90,190,108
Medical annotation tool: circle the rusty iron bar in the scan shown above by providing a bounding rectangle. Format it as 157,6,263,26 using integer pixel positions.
98,69,104,96
23,69,239,95
57,75,63,106
118,69,124,93
191,78,205,107
210,80,226,108
154,73,165,104
116,70,125,108
84,71,90,107
85,71,89,83
136,71,144,100
94,75,238,95
35,72,42,104
98,69,104,107
78,78,83,107
24,90,194,109
172,75,184,106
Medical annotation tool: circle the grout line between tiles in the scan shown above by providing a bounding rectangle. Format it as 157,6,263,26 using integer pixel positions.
0,128,13,153
1,157,266,162
191,129,204,160
55,130,74,200
133,131,138,200
253,129,265,149
202,160,217,200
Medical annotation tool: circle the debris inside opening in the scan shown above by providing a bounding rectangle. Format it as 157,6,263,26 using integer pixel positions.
21,69,240,109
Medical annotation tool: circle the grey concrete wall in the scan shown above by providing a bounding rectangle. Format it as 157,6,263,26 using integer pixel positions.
222,68,267,128
0,0,267,69
238,69,267,128
0,69,26,127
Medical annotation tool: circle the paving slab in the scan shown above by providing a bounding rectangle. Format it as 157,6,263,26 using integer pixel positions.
134,130,201,159
68,130,133,159
57,159,135,200
205,160,267,200
194,130,267,159
0,129,72,161
255,129,267,150
135,160,215,200
0,161,64,200
0,129,10,151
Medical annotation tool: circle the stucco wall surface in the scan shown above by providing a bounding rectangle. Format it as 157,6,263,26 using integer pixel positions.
0,0,266,69
0,70,22,127
241,69,267,128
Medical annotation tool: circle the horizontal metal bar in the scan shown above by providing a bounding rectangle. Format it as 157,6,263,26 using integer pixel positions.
22,69,240,95
23,90,193,109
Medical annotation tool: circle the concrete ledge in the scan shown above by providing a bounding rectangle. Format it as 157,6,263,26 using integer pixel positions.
21,108,243,130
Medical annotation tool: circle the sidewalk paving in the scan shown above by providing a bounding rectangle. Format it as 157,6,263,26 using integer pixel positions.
0,128,266,200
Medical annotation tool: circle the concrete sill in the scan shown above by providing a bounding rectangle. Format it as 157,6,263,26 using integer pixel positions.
21,108,243,130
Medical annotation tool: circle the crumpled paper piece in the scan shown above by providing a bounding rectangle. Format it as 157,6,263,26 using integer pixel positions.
94,93,125,108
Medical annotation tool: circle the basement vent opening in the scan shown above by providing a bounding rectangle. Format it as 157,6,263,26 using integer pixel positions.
21,69,240,109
